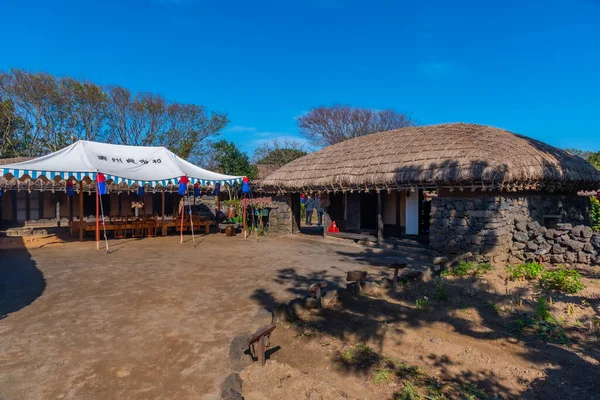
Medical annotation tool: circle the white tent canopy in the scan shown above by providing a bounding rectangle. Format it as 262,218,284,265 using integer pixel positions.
0,140,244,187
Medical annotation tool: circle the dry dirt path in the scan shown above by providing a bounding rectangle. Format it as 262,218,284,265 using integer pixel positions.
0,233,420,400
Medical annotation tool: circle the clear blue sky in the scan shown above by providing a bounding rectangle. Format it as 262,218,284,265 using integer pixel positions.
2,0,599,154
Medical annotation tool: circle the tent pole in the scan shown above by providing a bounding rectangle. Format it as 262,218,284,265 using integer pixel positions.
79,181,84,242
180,195,184,243
161,188,166,236
96,181,99,250
243,195,247,239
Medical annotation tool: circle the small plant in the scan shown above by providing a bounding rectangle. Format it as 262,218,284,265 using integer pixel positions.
415,296,430,311
395,381,422,400
474,262,493,275
566,303,576,317
452,261,476,277
539,266,585,294
535,297,551,321
373,368,393,385
433,278,449,300
506,262,544,281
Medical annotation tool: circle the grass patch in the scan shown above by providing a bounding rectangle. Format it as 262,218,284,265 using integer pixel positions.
433,278,449,300
539,266,584,294
415,297,430,311
442,261,494,278
474,262,493,275
394,381,422,400
373,368,393,385
505,262,544,281
509,297,569,344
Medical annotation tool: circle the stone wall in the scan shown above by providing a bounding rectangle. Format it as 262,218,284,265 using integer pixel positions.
265,194,297,236
429,193,599,265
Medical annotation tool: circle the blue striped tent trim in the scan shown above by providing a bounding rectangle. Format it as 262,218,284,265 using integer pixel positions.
1,168,243,187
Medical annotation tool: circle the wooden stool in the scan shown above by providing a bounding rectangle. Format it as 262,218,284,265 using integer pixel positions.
308,282,328,308
248,324,276,366
346,271,368,294
388,263,407,292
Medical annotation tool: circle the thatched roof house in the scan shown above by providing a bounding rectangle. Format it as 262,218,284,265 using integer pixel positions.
261,123,600,193
260,123,600,265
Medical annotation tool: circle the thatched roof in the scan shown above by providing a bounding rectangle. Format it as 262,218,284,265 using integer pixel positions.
261,123,600,193
0,157,32,166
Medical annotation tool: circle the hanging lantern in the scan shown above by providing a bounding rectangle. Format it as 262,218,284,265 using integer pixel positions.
178,176,189,195
242,177,250,194
97,173,107,195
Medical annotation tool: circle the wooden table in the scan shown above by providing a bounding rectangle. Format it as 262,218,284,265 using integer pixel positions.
72,217,215,238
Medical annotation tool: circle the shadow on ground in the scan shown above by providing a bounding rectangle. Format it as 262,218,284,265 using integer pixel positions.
0,236,46,320
249,248,600,399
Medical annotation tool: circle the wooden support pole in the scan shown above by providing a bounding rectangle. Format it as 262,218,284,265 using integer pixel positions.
377,192,383,244
161,188,166,236
79,181,84,242
180,195,185,243
56,197,61,228
243,195,247,239
68,192,73,235
96,182,100,250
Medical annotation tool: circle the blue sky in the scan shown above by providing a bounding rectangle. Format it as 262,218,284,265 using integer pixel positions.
2,0,599,154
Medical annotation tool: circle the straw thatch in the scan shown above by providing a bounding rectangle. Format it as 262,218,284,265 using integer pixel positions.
261,123,600,193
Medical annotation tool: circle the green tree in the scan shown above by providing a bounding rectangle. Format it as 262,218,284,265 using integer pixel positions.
586,151,600,170
252,138,308,168
211,140,258,179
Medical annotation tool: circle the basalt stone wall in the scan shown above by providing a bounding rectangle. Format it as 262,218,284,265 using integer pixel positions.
264,194,297,236
429,193,599,265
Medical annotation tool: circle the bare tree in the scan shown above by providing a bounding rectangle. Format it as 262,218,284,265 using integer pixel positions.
0,69,229,161
297,105,413,147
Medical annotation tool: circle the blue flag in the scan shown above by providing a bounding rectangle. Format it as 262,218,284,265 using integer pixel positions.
138,186,144,197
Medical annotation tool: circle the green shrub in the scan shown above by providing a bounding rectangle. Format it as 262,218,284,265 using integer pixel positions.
474,262,493,275
395,381,422,400
539,266,584,294
590,197,600,231
373,368,393,385
505,262,544,281
452,261,476,277
415,297,430,311
433,278,449,300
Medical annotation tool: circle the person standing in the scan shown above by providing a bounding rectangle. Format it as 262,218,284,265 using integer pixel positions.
305,194,315,225
316,193,325,226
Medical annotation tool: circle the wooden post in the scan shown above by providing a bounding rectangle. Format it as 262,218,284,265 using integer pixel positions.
377,192,383,244
180,195,185,243
96,182,100,250
56,196,61,228
79,181,84,242
68,192,73,235
216,193,221,223
161,188,166,236
243,195,247,239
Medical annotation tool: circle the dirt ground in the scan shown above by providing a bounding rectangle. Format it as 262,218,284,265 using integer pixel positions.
1,233,599,400
243,262,600,400
0,233,425,400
